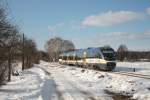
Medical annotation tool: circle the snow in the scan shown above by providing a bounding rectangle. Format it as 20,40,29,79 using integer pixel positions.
40,61,150,100
0,63,50,100
0,61,150,100
116,62,150,75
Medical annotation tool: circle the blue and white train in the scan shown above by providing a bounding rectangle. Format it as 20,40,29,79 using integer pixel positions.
59,46,116,71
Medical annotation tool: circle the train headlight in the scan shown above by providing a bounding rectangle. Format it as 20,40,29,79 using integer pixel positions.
100,59,107,64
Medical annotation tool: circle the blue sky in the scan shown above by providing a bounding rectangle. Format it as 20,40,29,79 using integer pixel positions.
6,0,150,51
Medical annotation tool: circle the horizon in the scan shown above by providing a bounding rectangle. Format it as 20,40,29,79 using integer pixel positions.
3,0,150,51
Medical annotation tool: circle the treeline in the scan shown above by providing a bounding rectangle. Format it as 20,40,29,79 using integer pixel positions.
117,44,150,61
0,6,40,83
45,37,75,62
126,51,150,61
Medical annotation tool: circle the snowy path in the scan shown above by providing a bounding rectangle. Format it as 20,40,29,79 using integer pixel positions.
41,63,112,100
38,67,64,100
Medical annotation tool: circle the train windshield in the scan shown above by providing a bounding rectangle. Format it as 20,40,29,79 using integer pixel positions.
101,50,116,61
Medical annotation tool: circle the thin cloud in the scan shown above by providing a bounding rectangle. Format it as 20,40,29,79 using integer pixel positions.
48,22,65,37
95,31,150,42
82,11,143,27
146,7,150,15
74,31,150,50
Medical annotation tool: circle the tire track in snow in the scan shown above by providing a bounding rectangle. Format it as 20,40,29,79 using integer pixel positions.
64,78,97,100
39,66,65,100
53,75,97,100
48,67,98,100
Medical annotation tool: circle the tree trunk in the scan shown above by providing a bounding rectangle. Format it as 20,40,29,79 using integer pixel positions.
27,55,29,68
8,50,11,82
22,33,25,70
28,56,31,68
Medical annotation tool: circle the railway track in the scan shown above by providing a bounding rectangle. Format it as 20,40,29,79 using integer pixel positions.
51,63,150,80
112,71,150,80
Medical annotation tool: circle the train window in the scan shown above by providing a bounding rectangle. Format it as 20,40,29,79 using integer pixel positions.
72,51,75,60
101,49,116,60
76,50,83,60
59,54,64,59
95,54,102,59
68,53,70,60
69,56,71,60
70,55,73,60
69,52,71,60
67,51,74,60
64,53,67,60
63,56,66,60
94,48,102,58
86,48,101,58
76,54,81,60
75,55,78,60
86,49,93,58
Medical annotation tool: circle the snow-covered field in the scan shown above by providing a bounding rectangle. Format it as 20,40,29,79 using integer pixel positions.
116,62,150,75
0,61,150,100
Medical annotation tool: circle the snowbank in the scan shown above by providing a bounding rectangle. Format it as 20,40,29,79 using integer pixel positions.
0,65,46,100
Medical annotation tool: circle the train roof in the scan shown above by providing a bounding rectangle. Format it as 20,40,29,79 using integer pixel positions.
99,46,114,51
60,46,114,54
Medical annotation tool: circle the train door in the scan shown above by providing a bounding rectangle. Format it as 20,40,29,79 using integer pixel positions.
83,51,87,67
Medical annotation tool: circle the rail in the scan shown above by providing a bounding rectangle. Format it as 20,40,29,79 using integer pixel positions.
112,71,150,80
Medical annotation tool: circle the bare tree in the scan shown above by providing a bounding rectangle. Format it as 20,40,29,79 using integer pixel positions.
0,7,9,83
0,6,21,82
0,25,21,81
23,38,38,68
117,44,128,61
61,40,75,52
39,51,49,62
45,37,75,62
0,5,40,83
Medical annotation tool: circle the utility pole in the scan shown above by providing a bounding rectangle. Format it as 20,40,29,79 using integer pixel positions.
22,33,25,70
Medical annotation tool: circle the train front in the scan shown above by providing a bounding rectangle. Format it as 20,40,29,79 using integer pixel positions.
100,47,116,71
